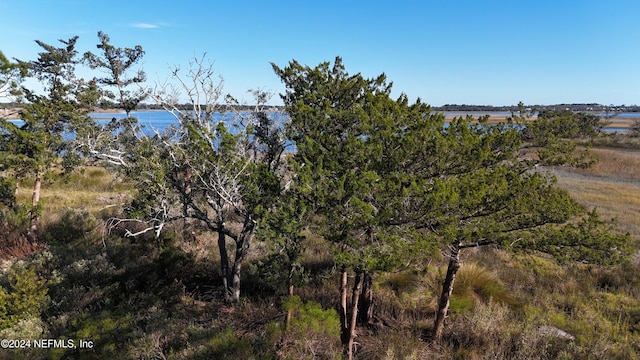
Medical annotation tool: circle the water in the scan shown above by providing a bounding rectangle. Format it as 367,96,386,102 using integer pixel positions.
8,110,635,133
90,110,178,131
441,111,515,118
602,127,631,133
609,113,640,118
90,110,239,133
590,112,640,119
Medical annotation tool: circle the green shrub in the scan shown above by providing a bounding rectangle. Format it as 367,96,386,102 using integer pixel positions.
41,208,98,243
0,264,49,329
284,295,340,337
0,177,17,208
53,310,134,360
267,295,342,359
0,318,49,360
381,271,421,296
204,327,255,359
450,263,510,314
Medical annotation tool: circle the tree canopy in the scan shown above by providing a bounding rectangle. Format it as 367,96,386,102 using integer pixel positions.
273,56,631,353
0,37,98,242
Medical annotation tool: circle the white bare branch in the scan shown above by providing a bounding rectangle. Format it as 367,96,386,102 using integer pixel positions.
153,53,225,134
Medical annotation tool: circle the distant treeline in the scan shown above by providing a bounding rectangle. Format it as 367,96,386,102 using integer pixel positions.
3,101,638,114
135,103,285,112
144,102,640,113
0,102,285,112
433,103,640,113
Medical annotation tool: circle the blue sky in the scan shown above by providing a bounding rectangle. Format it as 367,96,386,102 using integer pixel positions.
1,0,639,106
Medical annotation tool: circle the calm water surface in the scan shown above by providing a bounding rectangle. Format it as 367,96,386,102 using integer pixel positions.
7,110,635,132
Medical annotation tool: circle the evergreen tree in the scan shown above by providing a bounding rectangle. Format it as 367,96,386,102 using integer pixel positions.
274,57,444,358
274,57,631,355
0,37,97,242
79,31,148,167
0,51,23,209
83,31,147,117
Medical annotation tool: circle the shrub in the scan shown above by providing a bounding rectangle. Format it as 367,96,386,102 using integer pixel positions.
450,263,510,313
203,327,255,360
55,310,135,360
0,208,40,260
630,120,640,137
0,264,49,329
0,177,16,208
41,208,98,244
267,295,342,359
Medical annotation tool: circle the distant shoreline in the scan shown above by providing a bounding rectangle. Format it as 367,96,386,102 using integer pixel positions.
2,108,636,128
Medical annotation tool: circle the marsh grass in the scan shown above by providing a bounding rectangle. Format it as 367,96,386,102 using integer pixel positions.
575,147,640,181
591,134,640,150
549,147,640,239
14,166,133,225
557,178,639,235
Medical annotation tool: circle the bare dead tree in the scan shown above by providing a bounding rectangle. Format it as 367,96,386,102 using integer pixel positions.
111,54,287,302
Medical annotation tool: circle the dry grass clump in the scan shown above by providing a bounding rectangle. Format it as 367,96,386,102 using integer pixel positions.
375,271,436,326
435,250,640,359
452,263,511,305
576,147,640,181
592,134,640,149
356,329,430,360
553,174,640,237
549,147,640,239
14,166,132,217
444,300,579,360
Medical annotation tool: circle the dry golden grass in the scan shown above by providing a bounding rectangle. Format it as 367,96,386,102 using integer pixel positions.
604,117,636,129
578,148,640,181
15,166,132,218
554,176,640,237
550,147,640,239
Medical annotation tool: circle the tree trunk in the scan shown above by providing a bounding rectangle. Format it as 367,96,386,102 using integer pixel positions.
433,242,461,341
345,271,364,360
230,258,242,302
217,228,231,299
228,221,255,302
285,265,295,331
27,170,42,244
358,272,374,325
339,268,349,345
229,240,246,302
182,167,192,238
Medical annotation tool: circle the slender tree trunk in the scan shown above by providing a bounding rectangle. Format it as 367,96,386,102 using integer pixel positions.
14,176,19,199
217,228,231,299
345,271,364,360
285,265,295,331
339,268,349,346
433,242,461,341
229,239,247,302
182,167,192,238
230,257,242,302
27,170,42,244
284,237,301,330
358,272,374,325
228,221,255,302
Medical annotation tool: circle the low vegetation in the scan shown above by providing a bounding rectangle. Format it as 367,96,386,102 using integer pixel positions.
551,147,640,238
1,159,638,359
